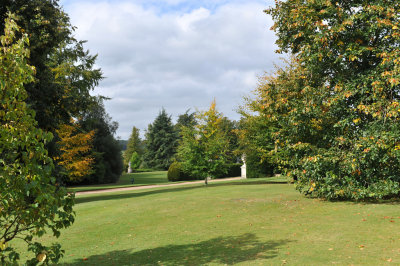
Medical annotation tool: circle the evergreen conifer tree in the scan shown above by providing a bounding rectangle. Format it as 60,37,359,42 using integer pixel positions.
144,109,178,170
124,126,142,169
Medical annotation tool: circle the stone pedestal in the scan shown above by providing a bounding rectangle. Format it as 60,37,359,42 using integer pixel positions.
241,155,246,178
127,162,132,174
241,163,246,178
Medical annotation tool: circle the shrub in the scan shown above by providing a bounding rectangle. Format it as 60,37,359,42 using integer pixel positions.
168,162,197,181
215,163,242,178
246,153,274,179
129,152,142,171
227,163,242,177
168,162,181,182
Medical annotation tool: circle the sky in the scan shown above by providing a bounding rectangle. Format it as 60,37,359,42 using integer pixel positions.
59,0,280,139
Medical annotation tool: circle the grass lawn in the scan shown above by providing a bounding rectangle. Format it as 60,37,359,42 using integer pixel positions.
67,170,254,193
68,171,170,192
15,177,400,265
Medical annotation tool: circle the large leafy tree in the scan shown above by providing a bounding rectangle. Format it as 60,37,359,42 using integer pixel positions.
144,109,178,170
0,14,74,264
260,1,400,199
78,98,123,185
220,117,240,163
0,0,102,132
1,1,102,185
238,105,276,179
178,101,230,184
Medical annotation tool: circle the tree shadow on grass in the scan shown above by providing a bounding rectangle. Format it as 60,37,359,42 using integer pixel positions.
61,233,292,266
75,181,289,205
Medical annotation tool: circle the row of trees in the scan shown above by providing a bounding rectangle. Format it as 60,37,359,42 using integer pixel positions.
123,104,241,183
0,0,123,263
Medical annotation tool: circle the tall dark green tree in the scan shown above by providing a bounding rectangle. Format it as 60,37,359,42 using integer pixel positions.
175,110,197,135
144,109,179,170
220,117,240,162
124,126,142,169
0,0,102,133
77,99,123,185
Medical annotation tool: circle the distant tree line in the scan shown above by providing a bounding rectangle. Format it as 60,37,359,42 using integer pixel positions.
123,104,242,183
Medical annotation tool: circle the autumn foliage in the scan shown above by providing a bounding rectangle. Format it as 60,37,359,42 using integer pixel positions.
242,1,400,199
0,14,74,264
178,100,230,184
56,121,95,182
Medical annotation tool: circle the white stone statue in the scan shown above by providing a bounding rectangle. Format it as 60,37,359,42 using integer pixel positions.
241,154,246,179
127,161,132,173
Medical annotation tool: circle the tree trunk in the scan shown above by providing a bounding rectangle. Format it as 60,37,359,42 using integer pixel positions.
204,177,208,185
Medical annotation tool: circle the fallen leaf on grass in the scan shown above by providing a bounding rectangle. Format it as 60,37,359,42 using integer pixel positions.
387,258,393,262
328,248,333,251
83,258,88,261
390,220,395,223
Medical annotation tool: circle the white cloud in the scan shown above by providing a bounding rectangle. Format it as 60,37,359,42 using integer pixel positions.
60,0,280,139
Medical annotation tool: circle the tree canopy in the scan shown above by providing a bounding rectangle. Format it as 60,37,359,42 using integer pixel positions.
0,0,102,133
178,101,230,184
0,14,74,264
78,98,123,185
249,1,400,199
55,120,95,183
124,126,142,169
144,109,178,170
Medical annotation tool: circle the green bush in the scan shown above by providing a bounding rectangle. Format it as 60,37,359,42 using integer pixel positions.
129,152,142,171
168,162,197,182
168,162,181,182
215,163,242,178
246,153,274,179
227,163,242,177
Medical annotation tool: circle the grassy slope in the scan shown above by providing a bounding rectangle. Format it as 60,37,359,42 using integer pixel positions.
17,178,400,265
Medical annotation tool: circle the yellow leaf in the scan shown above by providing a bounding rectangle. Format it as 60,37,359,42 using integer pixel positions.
37,253,46,262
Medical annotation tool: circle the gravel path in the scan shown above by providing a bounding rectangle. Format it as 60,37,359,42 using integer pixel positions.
76,177,244,196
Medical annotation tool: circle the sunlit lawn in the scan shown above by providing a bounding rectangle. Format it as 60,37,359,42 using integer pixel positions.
68,170,249,193
15,177,400,265
68,171,170,192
